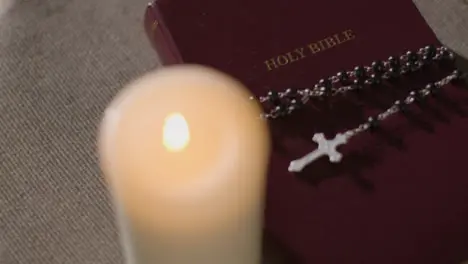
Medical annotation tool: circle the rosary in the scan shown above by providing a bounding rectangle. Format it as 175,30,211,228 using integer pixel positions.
249,45,466,172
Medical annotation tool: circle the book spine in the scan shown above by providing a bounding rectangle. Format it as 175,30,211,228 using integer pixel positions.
144,1,183,65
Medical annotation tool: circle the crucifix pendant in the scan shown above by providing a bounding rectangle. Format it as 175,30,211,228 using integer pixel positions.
288,133,348,173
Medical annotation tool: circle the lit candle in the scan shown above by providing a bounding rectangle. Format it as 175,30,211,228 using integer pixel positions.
98,65,271,264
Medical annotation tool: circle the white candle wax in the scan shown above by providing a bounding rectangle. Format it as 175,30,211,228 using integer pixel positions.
99,65,271,264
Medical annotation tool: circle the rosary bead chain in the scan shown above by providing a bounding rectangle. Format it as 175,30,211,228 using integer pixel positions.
287,69,466,172
252,45,455,120
343,69,466,139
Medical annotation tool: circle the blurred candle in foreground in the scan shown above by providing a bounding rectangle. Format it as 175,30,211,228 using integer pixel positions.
98,65,271,264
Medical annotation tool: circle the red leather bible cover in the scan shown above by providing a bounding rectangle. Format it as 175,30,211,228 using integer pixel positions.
145,1,468,263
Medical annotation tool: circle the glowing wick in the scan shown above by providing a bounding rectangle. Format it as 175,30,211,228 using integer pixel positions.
163,112,190,152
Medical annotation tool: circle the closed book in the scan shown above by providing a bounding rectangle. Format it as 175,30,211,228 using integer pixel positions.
144,1,468,263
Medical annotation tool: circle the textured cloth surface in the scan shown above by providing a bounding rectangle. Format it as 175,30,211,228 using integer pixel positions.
0,0,467,264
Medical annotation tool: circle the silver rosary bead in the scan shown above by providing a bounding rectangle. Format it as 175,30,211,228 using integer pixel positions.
253,45,458,124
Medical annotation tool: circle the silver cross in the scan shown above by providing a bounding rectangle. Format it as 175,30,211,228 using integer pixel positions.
288,133,348,172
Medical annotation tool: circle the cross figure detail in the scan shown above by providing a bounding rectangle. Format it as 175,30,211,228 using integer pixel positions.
288,133,348,173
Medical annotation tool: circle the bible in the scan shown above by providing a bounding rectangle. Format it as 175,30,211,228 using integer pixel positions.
144,1,468,263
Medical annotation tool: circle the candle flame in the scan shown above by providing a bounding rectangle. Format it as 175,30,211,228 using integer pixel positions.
162,112,190,152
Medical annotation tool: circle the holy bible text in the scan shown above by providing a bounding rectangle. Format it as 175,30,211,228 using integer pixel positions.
263,29,356,71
